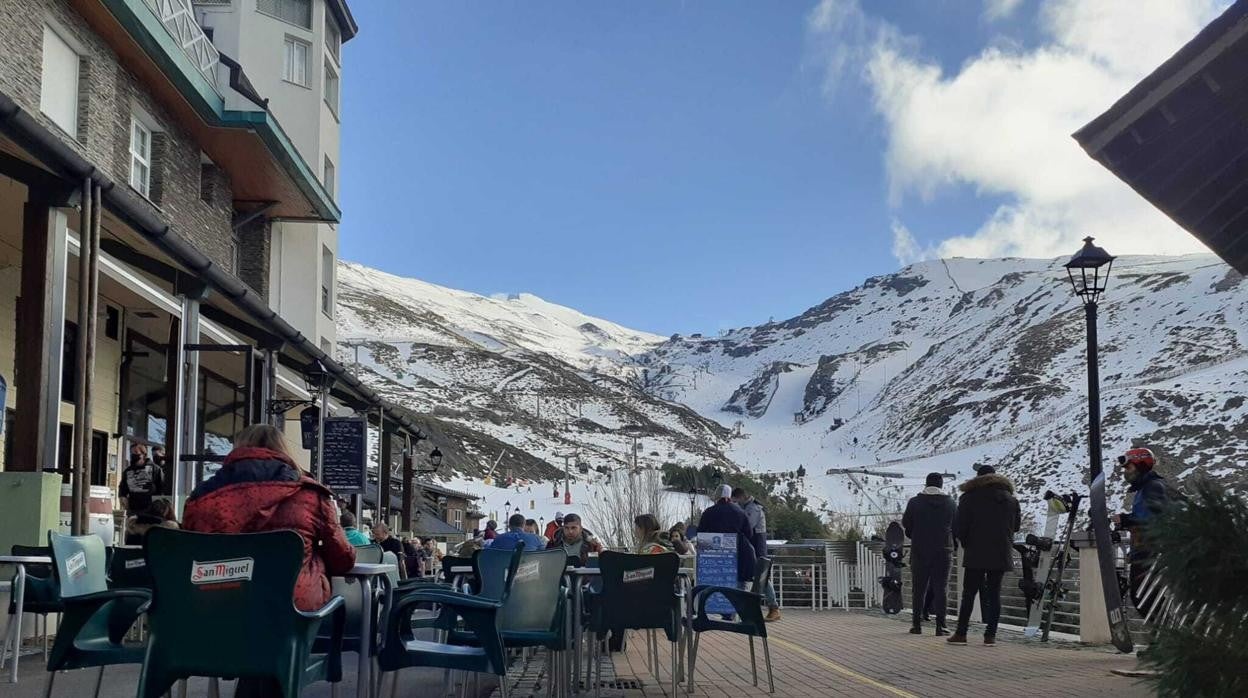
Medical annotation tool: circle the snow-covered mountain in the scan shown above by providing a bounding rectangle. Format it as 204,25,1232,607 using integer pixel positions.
641,254,1248,522
335,262,733,489
337,254,1248,528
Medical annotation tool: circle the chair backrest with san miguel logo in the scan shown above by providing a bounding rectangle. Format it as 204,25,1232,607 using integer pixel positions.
141,528,305,680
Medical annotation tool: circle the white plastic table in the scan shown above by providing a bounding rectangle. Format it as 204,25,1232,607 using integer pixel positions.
0,555,53,683
340,563,395,698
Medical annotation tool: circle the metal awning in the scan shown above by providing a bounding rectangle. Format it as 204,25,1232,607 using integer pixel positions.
1073,1,1248,273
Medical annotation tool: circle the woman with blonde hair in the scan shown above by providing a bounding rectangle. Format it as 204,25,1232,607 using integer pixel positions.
183,424,355,610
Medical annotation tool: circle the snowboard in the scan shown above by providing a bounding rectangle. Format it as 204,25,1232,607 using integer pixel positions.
1089,472,1135,653
1023,496,1063,637
879,521,905,615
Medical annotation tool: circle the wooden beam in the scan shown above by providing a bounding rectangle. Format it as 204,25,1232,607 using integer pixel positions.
11,199,67,473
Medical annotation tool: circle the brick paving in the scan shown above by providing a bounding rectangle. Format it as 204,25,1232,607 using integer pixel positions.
611,610,1154,698
2,611,1154,697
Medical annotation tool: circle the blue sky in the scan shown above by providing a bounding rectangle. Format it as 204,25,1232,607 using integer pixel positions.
338,1,1213,335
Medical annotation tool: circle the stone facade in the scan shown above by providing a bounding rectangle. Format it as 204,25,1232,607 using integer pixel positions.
236,215,271,301
0,0,239,275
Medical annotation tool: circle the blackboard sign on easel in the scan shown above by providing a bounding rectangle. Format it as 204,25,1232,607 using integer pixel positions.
321,417,367,495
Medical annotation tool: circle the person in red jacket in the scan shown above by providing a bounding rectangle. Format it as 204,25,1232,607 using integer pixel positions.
183,424,356,613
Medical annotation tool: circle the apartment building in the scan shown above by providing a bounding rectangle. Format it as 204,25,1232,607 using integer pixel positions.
0,0,420,555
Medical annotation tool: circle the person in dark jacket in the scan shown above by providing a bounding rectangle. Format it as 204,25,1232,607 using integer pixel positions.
547,513,604,566
948,466,1020,646
698,484,756,584
902,472,956,635
184,425,356,698
733,487,780,621
119,444,164,515
1111,447,1170,618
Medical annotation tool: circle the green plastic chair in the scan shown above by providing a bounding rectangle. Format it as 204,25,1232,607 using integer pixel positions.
44,533,150,698
687,557,774,694
378,546,523,698
107,547,152,591
136,528,347,698
586,551,682,698
443,547,569,696
2,544,62,670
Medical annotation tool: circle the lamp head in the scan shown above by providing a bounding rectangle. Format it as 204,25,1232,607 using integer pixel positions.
1063,236,1114,304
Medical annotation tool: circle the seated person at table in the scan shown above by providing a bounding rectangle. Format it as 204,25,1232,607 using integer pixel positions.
340,510,371,546
634,514,676,554
547,513,603,565
184,424,356,612
124,498,179,545
524,518,549,547
491,513,544,551
668,521,692,555
372,522,403,556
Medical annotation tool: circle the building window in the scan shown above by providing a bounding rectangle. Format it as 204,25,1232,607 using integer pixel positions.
323,156,335,197
40,25,79,137
321,245,334,317
282,36,310,87
129,117,152,198
61,321,78,403
325,15,341,63
452,508,463,530
324,60,339,118
258,0,311,29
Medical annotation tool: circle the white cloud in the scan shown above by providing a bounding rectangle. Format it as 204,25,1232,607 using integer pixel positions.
808,0,1229,264
890,220,931,266
984,0,1024,21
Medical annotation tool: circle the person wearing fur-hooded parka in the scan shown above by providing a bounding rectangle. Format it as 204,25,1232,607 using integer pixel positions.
948,466,1020,645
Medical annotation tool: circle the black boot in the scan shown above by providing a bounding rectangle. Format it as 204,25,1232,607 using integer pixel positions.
909,620,922,635
935,618,948,637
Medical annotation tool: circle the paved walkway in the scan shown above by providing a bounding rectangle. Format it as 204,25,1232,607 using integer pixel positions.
612,611,1153,697
3,611,1154,697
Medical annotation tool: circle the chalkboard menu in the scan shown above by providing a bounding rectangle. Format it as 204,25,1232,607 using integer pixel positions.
321,417,367,494
695,532,739,615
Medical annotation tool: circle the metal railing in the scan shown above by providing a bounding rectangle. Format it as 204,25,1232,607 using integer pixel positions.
141,0,221,91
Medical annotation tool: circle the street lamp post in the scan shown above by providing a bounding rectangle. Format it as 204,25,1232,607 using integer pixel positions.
1063,236,1115,482
303,360,334,481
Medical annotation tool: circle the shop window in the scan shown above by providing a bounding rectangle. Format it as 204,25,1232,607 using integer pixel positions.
198,367,246,458
121,332,169,447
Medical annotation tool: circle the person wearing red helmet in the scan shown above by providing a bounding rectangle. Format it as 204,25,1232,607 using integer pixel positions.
1110,447,1170,617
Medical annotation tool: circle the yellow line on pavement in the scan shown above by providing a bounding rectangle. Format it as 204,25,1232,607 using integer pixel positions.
768,636,919,698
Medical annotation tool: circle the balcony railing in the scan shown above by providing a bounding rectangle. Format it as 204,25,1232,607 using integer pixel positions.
141,0,221,92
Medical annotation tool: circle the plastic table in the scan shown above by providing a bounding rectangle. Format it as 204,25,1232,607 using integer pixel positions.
340,563,395,698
